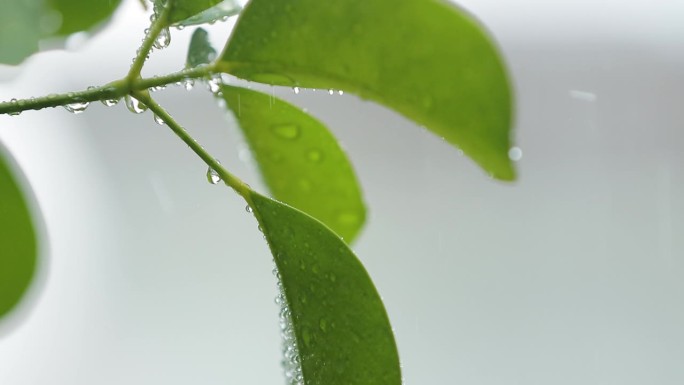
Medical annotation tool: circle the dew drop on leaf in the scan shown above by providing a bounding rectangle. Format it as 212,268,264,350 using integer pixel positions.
125,95,148,114
63,101,90,114
307,149,323,163
271,124,301,140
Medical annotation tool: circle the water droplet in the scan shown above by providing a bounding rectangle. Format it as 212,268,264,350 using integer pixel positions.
338,90,344,95
258,225,263,233
271,124,300,140
245,205,253,213
207,76,221,93
153,114,165,125
307,149,323,163
63,100,89,114
153,27,171,49
293,87,300,94
124,95,148,114
508,146,523,162
101,98,120,107
183,78,194,91
8,98,21,116
328,89,334,95
207,167,221,184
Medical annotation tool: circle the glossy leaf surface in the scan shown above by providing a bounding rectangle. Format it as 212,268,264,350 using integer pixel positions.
249,191,400,385
220,0,515,180
0,144,37,319
173,0,241,27
186,28,216,68
164,0,223,25
46,0,122,36
222,85,366,242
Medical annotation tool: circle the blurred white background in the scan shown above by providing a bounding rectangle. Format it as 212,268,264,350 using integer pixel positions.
1,0,683,384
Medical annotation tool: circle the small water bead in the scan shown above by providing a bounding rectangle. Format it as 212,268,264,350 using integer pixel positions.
101,98,120,107
328,89,334,95
508,146,523,162
245,205,253,213
271,124,301,140
153,114,165,125
338,90,344,95
207,76,221,93
293,87,300,94
124,95,148,114
153,27,171,49
307,149,323,163
183,78,195,91
206,167,221,184
7,98,21,116
63,100,90,114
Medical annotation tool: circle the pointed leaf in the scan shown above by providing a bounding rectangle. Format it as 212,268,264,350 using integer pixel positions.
222,85,366,242
219,0,515,180
0,143,38,319
248,191,400,385
173,0,241,27
186,28,216,68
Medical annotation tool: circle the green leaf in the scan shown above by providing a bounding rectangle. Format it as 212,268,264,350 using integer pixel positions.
163,0,223,25
46,0,123,36
219,0,516,180
0,0,123,65
186,28,216,68
221,85,366,242
173,0,241,27
0,142,38,319
0,0,43,65
248,191,401,385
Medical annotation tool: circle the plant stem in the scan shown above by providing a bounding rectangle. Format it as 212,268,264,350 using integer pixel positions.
127,2,171,82
132,91,253,201
132,65,215,90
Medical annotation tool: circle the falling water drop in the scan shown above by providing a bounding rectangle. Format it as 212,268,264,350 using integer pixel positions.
125,95,148,114
153,27,171,49
63,101,90,114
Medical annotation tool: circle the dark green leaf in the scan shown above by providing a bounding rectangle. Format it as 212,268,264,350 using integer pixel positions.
219,0,516,180
221,85,366,242
186,28,216,68
248,191,400,385
0,142,38,319
163,0,223,25
173,0,241,27
46,0,123,36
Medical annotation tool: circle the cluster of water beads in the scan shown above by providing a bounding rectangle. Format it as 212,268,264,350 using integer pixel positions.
274,268,305,385
292,87,343,96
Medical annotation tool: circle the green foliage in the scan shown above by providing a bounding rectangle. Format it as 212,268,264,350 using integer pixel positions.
222,85,366,242
0,142,37,319
219,0,515,180
249,191,400,385
0,0,516,383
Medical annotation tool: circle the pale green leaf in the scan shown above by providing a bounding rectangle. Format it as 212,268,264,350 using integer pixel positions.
0,142,38,319
249,191,400,385
46,0,123,36
219,0,516,180
222,85,366,242
173,0,241,27
163,0,223,25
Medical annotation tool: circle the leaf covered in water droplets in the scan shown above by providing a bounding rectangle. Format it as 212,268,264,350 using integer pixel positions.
248,191,401,385
219,0,516,180
221,85,366,243
0,142,38,319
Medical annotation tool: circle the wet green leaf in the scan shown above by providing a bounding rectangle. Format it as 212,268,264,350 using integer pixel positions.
248,191,400,385
173,0,241,27
164,0,223,25
186,28,216,68
0,143,38,319
222,85,366,242
46,0,122,36
220,0,516,180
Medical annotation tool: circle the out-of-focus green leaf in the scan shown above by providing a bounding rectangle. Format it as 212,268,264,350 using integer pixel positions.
0,0,43,65
0,142,38,319
248,191,400,385
162,0,223,25
186,28,216,68
219,0,516,180
0,0,122,65
46,0,122,36
221,85,366,242
173,0,241,27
